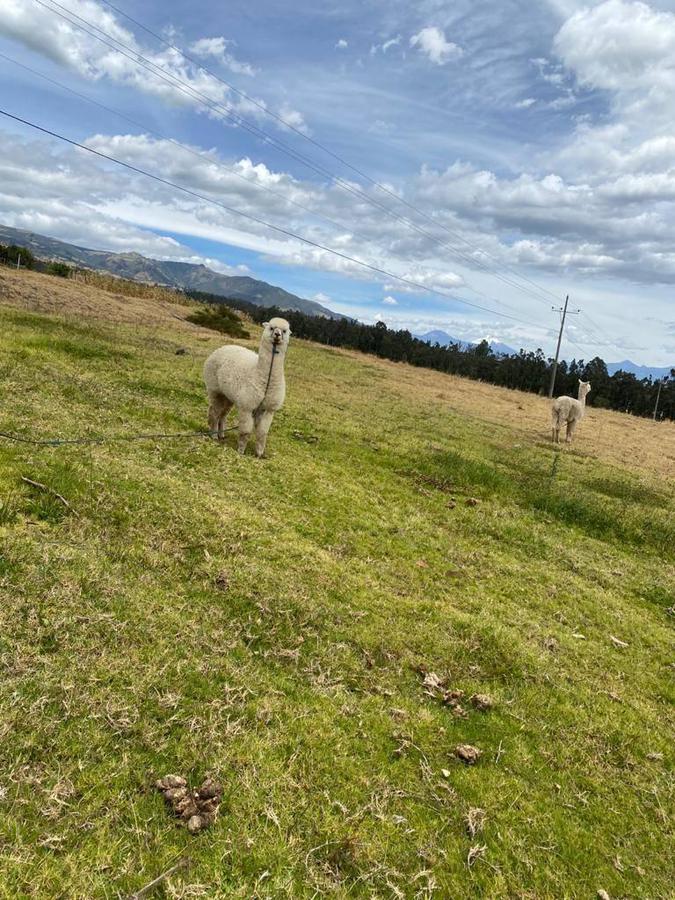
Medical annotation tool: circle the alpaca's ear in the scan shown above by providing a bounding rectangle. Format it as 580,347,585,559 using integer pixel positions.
263,322,269,328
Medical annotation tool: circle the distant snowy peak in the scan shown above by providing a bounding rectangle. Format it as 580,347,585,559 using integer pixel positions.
415,331,517,355
488,341,518,356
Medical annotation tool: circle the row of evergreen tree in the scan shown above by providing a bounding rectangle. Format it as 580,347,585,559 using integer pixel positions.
188,290,674,422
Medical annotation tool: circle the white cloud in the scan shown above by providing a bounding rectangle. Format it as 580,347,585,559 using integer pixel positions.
386,269,465,293
278,102,310,135
515,97,537,109
382,295,398,305
370,35,402,55
189,36,257,77
0,0,229,107
336,38,348,50
0,1,301,126
410,27,463,65
554,0,675,96
1,119,673,361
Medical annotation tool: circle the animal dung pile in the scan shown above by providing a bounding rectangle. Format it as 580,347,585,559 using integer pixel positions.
155,775,223,834
455,744,482,765
469,693,493,711
420,670,466,714
418,669,494,719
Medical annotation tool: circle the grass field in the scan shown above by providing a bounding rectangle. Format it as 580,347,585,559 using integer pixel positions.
0,268,673,898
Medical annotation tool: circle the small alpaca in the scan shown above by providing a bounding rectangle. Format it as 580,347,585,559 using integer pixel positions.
551,380,591,444
203,318,290,457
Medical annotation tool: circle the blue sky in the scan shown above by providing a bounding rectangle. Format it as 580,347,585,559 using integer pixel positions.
1,0,674,364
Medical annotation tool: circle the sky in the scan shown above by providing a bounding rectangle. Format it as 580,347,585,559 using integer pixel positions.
0,0,674,365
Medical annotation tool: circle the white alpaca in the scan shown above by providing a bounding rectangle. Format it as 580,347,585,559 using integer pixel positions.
551,380,591,444
203,318,291,457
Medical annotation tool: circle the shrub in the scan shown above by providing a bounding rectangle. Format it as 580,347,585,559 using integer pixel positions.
47,262,71,278
187,303,250,338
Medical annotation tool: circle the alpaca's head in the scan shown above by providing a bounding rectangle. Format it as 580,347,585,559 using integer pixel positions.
578,379,591,400
262,318,291,352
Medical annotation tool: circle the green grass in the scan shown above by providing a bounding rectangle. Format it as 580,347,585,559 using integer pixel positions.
0,304,673,898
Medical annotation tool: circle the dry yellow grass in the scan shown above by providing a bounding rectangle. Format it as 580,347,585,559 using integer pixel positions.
334,347,675,479
70,268,194,304
0,265,199,330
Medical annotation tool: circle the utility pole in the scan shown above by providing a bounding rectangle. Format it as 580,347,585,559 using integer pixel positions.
16,253,21,270
653,377,666,421
547,295,580,398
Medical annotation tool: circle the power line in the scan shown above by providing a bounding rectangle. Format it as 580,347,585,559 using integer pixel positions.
35,0,554,311
0,107,551,330
579,310,620,350
96,0,564,306
0,50,531,321
11,2,633,363
33,0,562,312
582,310,606,335
0,51,395,251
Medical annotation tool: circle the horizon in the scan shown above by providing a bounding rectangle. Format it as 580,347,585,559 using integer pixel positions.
1,0,675,365
2,218,673,372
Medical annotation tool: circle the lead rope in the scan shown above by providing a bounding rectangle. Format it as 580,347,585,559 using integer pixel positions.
254,345,279,417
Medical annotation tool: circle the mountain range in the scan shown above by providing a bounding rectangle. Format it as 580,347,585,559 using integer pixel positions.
416,330,672,380
2,225,672,377
415,330,517,356
605,360,673,380
0,225,341,318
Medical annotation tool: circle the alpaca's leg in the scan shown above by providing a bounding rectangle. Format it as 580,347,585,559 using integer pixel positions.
237,410,254,455
207,393,228,440
551,413,560,443
216,398,233,440
566,418,577,443
254,410,275,459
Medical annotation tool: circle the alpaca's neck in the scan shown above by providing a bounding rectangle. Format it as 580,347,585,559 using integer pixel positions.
256,342,286,387
577,387,587,406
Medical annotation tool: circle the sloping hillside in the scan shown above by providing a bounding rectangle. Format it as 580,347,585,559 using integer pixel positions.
0,267,673,898
0,224,341,317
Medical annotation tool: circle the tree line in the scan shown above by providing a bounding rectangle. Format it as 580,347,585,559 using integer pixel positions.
188,290,675,421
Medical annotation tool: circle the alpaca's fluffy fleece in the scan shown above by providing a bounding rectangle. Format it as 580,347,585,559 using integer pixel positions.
551,380,591,444
203,317,290,457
